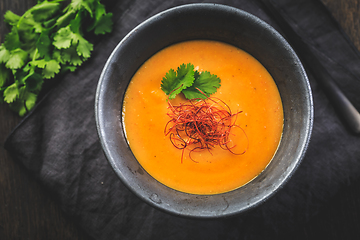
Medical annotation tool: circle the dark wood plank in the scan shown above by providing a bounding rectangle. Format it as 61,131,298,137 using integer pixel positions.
322,0,360,50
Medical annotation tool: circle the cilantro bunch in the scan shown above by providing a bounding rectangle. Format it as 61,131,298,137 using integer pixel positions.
0,0,113,116
161,63,221,100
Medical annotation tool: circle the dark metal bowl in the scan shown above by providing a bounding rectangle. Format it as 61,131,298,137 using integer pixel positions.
95,3,313,218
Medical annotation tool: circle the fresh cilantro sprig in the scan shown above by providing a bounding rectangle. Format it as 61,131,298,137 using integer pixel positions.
0,0,113,116
161,63,221,100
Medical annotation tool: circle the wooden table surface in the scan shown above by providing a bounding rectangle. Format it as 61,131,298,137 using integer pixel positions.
1,0,360,239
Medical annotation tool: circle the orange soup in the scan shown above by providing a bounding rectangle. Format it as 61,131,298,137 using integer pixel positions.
122,40,283,195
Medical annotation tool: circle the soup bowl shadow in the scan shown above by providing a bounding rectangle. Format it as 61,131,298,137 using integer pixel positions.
95,3,313,218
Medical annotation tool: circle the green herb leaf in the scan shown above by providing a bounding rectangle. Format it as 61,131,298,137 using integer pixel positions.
4,27,21,51
70,0,93,17
182,71,221,99
15,12,44,35
36,32,52,60
31,0,61,22
161,63,195,99
76,36,93,59
24,73,43,92
3,11,20,25
9,87,38,117
92,12,113,35
3,83,19,103
0,64,10,87
161,63,221,100
61,45,83,66
6,48,28,69
53,26,76,49
87,0,113,35
42,59,61,79
0,46,11,64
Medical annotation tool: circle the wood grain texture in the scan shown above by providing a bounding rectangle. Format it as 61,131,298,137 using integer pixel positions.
0,0,359,239
322,0,360,50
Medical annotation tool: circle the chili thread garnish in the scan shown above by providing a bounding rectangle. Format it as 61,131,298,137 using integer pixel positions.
164,89,248,163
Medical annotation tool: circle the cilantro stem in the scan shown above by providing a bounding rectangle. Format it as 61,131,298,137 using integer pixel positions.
32,48,38,62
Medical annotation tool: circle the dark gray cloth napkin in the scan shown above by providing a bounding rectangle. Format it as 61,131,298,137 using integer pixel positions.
4,0,360,239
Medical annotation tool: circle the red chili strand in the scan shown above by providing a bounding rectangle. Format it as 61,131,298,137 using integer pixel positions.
164,96,248,163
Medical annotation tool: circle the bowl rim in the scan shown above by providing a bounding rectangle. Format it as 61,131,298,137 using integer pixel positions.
95,3,314,218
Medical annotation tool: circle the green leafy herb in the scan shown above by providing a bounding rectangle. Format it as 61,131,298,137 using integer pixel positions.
161,63,221,100
0,0,113,116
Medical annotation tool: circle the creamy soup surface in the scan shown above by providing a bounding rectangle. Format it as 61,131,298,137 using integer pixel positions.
122,40,283,195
